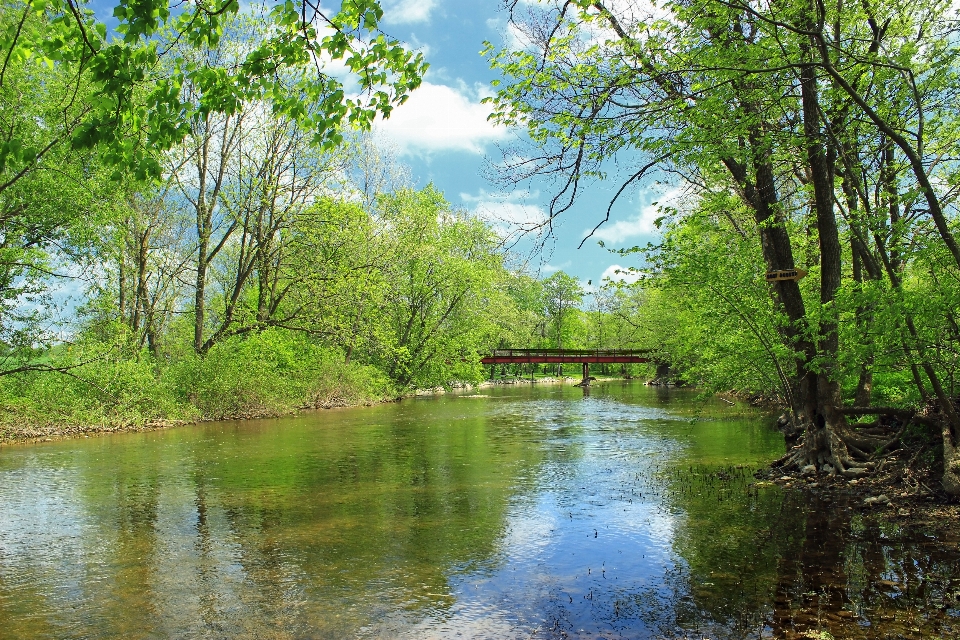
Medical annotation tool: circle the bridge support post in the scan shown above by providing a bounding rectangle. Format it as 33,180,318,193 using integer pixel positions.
582,362,590,386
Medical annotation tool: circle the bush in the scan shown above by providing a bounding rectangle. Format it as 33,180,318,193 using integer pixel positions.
170,329,394,419
0,329,395,439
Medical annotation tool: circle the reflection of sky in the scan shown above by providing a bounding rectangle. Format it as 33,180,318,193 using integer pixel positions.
0,459,91,588
0,385,712,639
377,392,689,638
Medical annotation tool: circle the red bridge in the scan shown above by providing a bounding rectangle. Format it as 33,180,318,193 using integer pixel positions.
480,349,651,385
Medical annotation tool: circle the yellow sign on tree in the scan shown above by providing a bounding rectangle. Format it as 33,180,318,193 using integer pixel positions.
765,268,808,282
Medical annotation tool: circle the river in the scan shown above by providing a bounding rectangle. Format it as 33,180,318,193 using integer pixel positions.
0,381,957,638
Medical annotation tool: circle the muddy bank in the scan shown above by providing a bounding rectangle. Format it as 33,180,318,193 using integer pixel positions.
755,446,960,531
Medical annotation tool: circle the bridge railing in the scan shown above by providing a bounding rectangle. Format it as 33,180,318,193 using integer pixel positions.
487,348,653,358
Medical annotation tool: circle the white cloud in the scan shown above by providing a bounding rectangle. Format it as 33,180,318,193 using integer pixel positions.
589,207,659,244
375,81,509,155
601,264,641,284
585,187,682,245
506,21,536,50
382,0,438,24
461,188,548,237
540,261,571,275
485,15,538,51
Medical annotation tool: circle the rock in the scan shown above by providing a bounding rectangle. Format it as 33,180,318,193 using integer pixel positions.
801,464,817,476
876,494,890,504
845,467,868,478
943,470,960,497
808,482,819,488
821,464,835,475
863,494,890,507
779,475,793,482
898,508,911,517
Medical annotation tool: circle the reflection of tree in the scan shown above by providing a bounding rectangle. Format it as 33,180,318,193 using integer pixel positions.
769,494,960,638
668,468,805,637
670,469,960,640
7,390,960,637
107,401,544,636
0,399,547,638
95,459,165,636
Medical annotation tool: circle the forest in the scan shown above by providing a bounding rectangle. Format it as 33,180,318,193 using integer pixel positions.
1,0,959,499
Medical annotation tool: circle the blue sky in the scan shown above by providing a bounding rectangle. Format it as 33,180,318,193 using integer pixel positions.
371,0,672,287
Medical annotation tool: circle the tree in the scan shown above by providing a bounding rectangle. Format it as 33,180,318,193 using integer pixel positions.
372,186,509,388
0,5,122,372
0,0,428,381
485,0,960,492
0,0,427,179
542,270,583,375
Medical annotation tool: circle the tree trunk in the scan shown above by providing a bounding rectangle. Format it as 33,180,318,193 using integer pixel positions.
783,53,880,474
846,187,874,407
942,423,960,496
194,224,209,354
917,355,960,496
118,249,127,327
722,132,813,421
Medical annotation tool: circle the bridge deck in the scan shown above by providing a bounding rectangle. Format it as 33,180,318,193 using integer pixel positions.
481,349,650,364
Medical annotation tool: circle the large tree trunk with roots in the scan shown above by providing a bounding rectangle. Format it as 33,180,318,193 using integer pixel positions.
942,423,960,496
784,375,890,477
922,365,960,496
780,54,888,476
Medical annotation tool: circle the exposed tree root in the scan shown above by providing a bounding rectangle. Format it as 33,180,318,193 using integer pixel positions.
777,401,960,497
783,417,890,477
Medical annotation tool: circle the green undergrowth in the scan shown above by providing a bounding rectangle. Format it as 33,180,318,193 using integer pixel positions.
0,329,395,442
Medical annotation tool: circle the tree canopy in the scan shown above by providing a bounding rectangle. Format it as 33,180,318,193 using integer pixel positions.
1,0,427,180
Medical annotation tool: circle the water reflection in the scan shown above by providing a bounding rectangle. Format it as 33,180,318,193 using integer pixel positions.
0,382,957,638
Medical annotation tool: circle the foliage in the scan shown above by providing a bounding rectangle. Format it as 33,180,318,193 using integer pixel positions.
484,0,960,483
369,186,513,388
541,270,584,351
0,0,427,179
0,328,394,439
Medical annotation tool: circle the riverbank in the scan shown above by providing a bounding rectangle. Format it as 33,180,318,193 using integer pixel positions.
755,437,960,530
0,374,644,446
0,396,386,447
0,341,394,446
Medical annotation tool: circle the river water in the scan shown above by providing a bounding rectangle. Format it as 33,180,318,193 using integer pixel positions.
0,382,958,638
